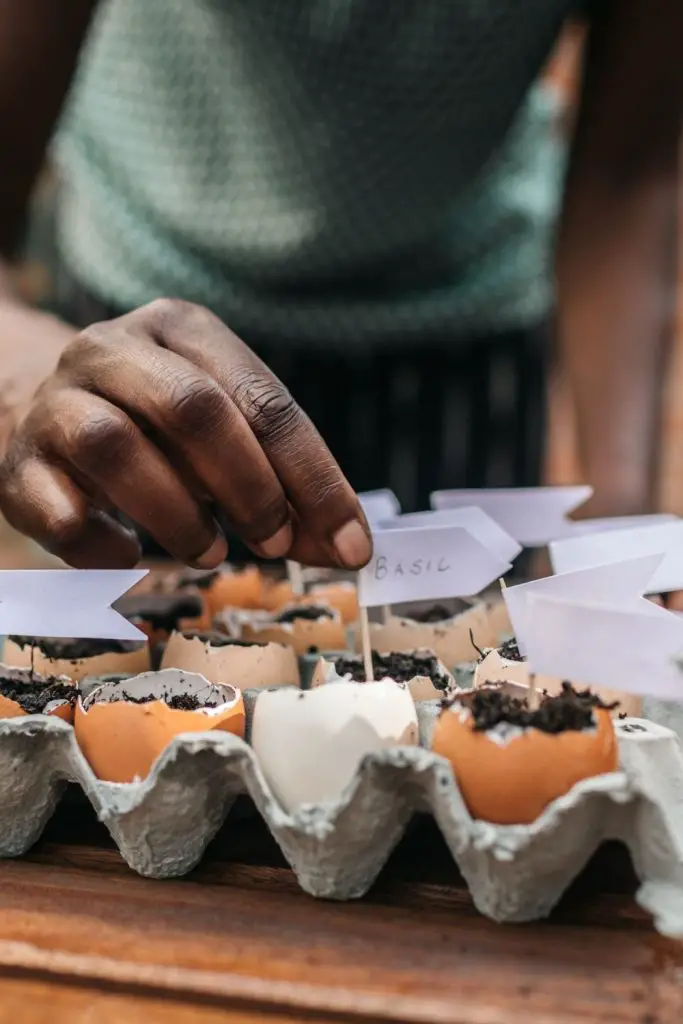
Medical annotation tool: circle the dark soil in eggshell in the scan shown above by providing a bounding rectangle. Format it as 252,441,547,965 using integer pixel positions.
498,637,524,662
181,631,266,648
101,679,233,711
276,605,333,623
334,651,451,690
115,593,203,632
0,674,76,714
405,601,471,623
8,636,146,660
174,569,221,591
447,682,619,734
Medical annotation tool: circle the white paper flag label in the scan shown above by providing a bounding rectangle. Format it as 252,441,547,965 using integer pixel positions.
504,555,664,655
521,593,683,702
357,525,511,608
377,506,521,565
569,513,679,537
0,569,149,639
358,489,401,525
430,486,592,547
550,521,683,593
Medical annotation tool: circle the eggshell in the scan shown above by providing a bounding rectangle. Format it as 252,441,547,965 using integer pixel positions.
311,649,454,702
474,649,642,717
431,698,618,825
205,566,268,614
239,604,346,656
75,669,245,783
353,602,490,667
303,582,359,625
160,631,300,689
3,638,151,683
0,665,76,722
251,680,419,812
260,578,296,612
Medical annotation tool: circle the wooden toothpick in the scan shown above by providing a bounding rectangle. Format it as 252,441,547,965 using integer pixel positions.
286,560,305,598
360,606,374,682
527,672,538,711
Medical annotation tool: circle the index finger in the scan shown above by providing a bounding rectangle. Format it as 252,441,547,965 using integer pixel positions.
141,301,373,569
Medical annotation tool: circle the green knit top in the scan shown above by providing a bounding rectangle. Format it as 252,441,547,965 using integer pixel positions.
54,0,577,346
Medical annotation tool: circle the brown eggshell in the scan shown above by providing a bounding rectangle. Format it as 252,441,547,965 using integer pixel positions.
260,578,296,612
205,566,267,614
353,602,490,666
311,649,453,702
160,631,300,689
3,639,152,684
431,699,618,825
304,582,359,625
473,649,642,718
239,604,346,656
75,669,245,783
0,665,76,722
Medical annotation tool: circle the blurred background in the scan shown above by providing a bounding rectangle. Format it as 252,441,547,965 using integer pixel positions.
3,18,681,565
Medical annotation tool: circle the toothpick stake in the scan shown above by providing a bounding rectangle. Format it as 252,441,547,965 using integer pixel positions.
359,606,374,682
527,672,538,711
286,560,305,597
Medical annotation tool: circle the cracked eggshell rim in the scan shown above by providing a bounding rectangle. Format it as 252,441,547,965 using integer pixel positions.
2,638,151,683
310,648,454,702
0,664,76,722
251,679,419,813
75,668,245,783
237,603,347,656
352,602,493,667
431,697,619,825
160,631,300,689
303,582,359,625
473,649,642,718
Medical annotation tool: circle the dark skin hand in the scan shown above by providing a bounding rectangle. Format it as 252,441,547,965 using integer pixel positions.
0,1,681,572
0,298,373,570
0,1,372,571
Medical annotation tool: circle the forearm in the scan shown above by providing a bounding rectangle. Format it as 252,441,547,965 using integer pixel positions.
0,0,95,451
556,0,682,514
0,257,73,455
557,175,677,512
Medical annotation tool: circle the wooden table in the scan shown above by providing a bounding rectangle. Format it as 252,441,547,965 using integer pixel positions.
0,792,679,1024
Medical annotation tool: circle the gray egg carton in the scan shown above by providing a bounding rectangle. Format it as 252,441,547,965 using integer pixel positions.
1,700,683,937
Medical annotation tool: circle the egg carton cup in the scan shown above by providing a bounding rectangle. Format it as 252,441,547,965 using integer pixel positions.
1,709,683,935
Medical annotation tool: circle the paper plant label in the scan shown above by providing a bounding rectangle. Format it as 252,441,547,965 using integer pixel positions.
550,521,683,593
430,486,593,547
357,524,511,608
358,489,401,525
377,506,521,564
0,569,149,639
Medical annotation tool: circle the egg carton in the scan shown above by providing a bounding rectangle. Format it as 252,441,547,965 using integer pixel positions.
1,705,683,936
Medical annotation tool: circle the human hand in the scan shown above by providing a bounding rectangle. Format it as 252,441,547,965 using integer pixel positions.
0,299,372,570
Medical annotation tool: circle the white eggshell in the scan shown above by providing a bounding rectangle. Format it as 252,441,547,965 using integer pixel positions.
251,681,419,812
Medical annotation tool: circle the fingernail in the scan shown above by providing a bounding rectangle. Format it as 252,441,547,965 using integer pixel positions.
255,523,293,559
333,520,372,569
194,533,228,569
